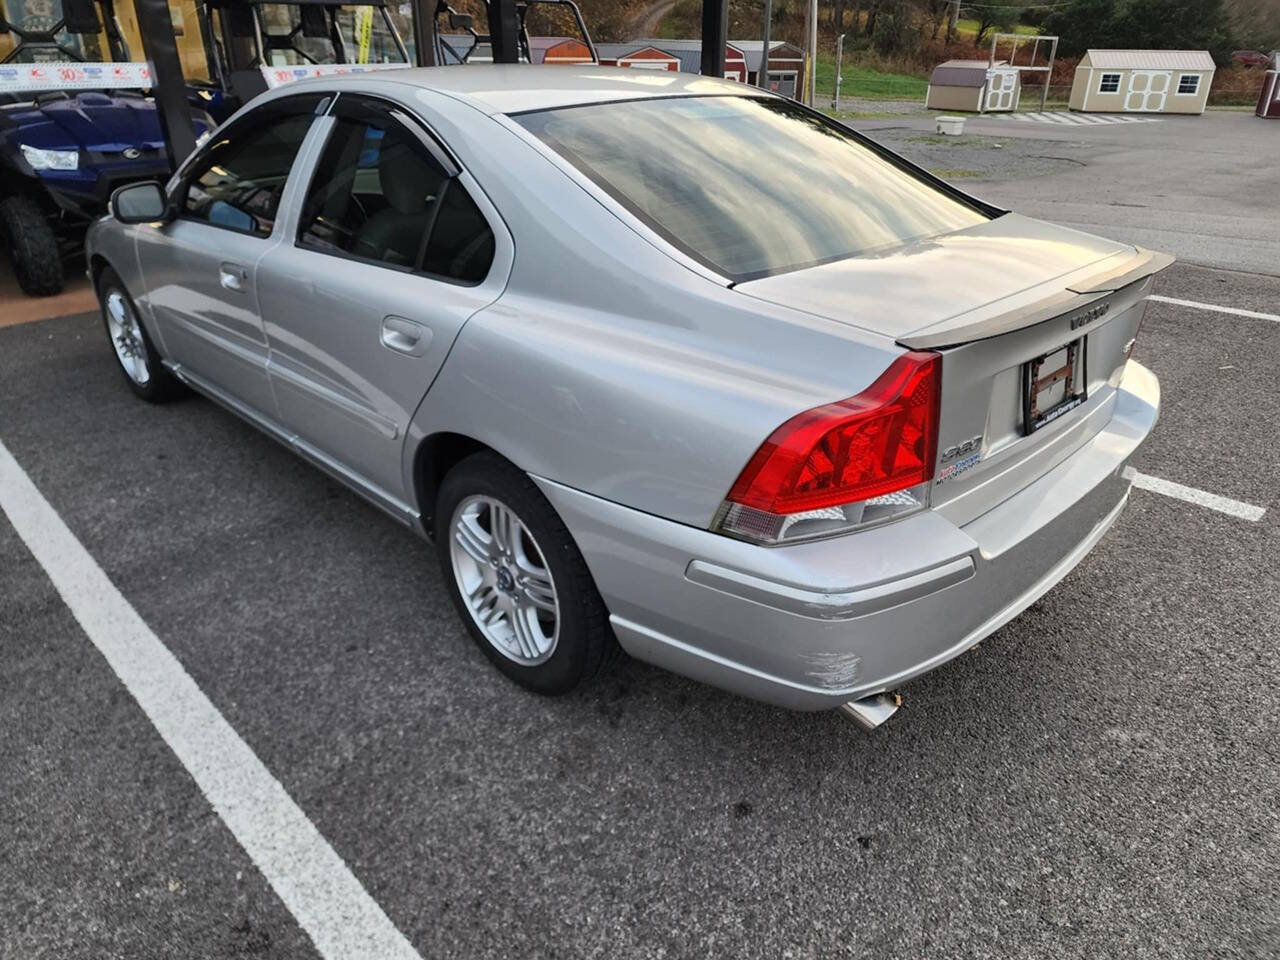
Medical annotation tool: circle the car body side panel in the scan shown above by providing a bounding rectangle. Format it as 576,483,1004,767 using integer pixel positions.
256,105,516,506
395,89,903,529
85,217,149,327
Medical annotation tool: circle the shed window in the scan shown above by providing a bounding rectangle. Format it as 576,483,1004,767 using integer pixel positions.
1098,73,1121,93
1177,74,1200,95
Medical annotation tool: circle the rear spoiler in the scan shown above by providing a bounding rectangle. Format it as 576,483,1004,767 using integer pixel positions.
898,247,1176,351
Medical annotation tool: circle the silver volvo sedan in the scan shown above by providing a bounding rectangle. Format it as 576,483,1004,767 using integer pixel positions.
87,66,1167,729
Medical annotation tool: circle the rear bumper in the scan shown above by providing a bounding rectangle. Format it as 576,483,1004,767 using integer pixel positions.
535,360,1159,711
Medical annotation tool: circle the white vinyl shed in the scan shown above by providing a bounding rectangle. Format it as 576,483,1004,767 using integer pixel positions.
1069,49,1215,114
925,59,1021,113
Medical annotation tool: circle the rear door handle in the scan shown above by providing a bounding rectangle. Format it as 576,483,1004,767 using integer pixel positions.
219,262,248,293
380,315,432,357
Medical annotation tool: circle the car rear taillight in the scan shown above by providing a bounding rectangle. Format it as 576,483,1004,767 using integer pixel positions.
713,351,941,544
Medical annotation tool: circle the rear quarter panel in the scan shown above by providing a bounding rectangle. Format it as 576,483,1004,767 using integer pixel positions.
398,89,902,528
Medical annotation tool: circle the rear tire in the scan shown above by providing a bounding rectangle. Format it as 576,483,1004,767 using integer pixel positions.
96,267,184,402
1,193,63,296
435,451,620,696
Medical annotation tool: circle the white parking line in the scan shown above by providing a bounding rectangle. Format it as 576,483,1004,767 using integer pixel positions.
997,111,1162,126
1123,467,1267,521
1147,295,1280,324
0,439,422,960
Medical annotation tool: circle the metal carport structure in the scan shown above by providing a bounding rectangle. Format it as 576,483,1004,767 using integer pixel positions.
130,0,733,173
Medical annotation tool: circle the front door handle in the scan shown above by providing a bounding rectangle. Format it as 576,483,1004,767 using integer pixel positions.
219,262,248,293
380,315,432,357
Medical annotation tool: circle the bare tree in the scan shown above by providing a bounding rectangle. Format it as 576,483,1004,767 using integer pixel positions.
970,2,1019,44
1224,0,1280,49
921,0,949,39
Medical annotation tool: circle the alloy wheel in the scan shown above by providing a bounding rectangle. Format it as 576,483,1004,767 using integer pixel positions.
103,289,151,386
449,494,560,665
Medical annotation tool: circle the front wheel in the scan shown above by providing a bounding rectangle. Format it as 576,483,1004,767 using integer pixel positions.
1,193,63,296
435,452,619,695
96,267,184,402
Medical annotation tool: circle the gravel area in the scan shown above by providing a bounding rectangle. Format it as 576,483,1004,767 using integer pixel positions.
863,129,1096,183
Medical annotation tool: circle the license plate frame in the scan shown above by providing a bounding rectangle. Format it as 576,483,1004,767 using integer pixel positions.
1022,337,1087,435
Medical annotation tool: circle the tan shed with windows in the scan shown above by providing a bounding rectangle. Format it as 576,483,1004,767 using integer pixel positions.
1069,50,1215,114
925,60,1021,113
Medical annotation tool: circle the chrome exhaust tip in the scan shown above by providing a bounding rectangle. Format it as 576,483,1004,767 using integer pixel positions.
837,692,900,731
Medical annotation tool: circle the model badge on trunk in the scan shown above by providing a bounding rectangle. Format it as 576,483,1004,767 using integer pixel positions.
1069,302,1110,330
941,435,983,461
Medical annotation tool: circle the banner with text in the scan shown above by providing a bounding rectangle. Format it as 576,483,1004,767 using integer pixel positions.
0,61,153,92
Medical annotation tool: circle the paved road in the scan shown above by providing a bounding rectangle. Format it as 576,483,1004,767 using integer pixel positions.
2,259,1277,959
857,110,1279,278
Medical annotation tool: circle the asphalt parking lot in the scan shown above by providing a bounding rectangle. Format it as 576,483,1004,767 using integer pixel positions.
858,108,1279,276
3,115,1279,959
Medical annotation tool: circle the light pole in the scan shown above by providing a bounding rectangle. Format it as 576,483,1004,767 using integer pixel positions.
807,0,818,105
832,32,845,109
757,0,772,89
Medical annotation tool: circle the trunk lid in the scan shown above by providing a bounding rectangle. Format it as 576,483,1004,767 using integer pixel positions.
735,213,1173,527
734,213,1133,341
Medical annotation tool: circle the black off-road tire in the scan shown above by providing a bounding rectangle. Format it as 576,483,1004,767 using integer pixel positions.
96,267,185,403
1,193,63,296
435,451,621,695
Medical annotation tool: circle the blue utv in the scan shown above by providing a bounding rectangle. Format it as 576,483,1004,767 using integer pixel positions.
0,0,212,295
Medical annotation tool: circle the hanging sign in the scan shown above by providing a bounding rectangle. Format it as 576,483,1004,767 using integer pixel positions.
0,61,153,93
260,62,411,89
356,7,375,64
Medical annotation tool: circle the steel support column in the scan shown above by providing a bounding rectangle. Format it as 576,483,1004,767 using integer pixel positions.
487,0,521,64
756,0,772,88
700,0,727,76
133,0,196,170
413,0,437,65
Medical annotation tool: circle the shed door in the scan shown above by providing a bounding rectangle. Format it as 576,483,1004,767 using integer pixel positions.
984,69,1017,111
768,71,797,98
1125,70,1171,111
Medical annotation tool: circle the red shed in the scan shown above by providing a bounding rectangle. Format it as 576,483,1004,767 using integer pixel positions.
595,43,680,72
733,40,805,98
631,39,748,83
528,37,596,65
1257,51,1280,118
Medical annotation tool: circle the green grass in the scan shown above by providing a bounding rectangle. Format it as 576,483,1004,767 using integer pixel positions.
906,134,1006,148
955,19,1041,38
825,109,904,119
815,57,929,102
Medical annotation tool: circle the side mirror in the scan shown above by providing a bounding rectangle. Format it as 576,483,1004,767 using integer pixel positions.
449,13,473,29
110,181,169,224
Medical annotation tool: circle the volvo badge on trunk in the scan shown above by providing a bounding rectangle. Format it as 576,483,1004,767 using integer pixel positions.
1069,302,1110,330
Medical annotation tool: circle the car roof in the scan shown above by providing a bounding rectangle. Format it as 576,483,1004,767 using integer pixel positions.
289,64,758,115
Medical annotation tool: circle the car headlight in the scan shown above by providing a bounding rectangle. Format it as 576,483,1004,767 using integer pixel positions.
20,144,80,171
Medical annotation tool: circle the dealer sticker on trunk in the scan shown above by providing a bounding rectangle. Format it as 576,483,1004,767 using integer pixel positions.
936,451,983,485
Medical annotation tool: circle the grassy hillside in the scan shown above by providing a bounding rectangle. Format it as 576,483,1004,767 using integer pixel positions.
814,57,929,102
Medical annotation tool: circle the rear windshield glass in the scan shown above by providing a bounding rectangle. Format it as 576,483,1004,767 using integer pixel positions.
517,96,989,282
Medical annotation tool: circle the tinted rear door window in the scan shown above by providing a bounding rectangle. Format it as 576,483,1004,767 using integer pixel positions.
297,95,494,284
